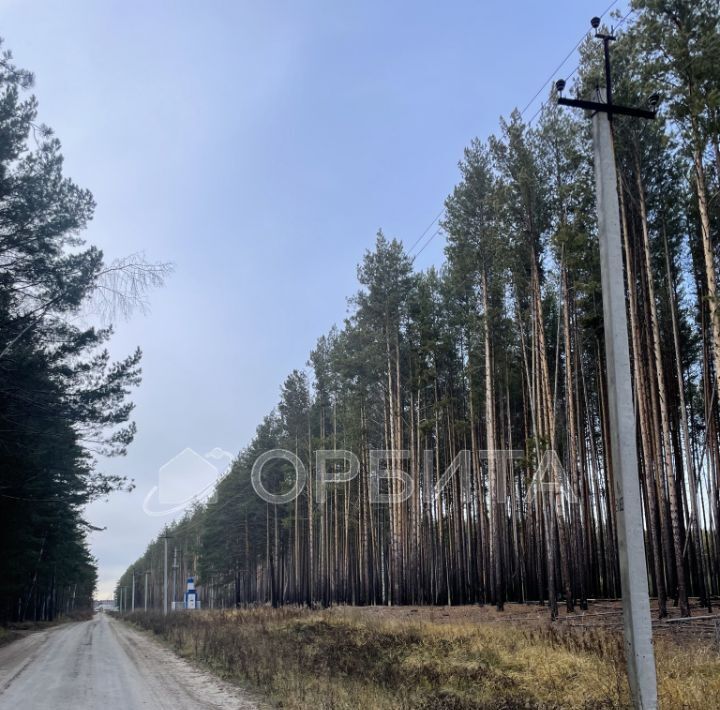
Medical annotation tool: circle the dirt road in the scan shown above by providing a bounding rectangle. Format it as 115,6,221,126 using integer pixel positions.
0,613,259,709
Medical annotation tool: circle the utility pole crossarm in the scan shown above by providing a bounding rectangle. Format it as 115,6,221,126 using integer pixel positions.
555,15,659,124
557,97,656,120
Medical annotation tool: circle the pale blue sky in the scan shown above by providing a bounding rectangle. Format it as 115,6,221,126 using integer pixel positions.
2,0,625,597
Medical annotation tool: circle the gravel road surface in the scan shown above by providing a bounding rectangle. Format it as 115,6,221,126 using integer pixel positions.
0,613,259,709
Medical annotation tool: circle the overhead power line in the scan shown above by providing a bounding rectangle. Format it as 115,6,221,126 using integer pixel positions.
526,6,637,126
412,228,443,262
519,0,621,119
406,209,444,255
406,3,630,265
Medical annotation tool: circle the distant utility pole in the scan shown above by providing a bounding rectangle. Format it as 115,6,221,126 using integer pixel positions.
131,568,135,612
161,535,172,615
172,547,179,611
557,16,658,710
144,570,150,612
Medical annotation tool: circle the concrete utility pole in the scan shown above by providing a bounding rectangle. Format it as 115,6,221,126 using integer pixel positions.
161,535,171,615
131,569,135,612
144,570,149,612
557,16,658,710
172,547,179,610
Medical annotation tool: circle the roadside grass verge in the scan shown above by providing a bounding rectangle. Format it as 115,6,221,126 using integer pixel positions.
122,607,720,709
0,626,19,647
0,608,94,646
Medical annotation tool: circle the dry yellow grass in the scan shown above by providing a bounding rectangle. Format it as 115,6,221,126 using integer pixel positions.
123,606,720,709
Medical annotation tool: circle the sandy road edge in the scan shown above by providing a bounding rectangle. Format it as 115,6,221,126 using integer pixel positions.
111,614,269,709
0,622,69,692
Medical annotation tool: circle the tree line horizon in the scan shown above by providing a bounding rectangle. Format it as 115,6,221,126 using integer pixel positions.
119,0,720,618
118,1,720,620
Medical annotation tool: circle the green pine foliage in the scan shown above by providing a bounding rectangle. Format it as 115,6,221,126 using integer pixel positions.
0,43,167,622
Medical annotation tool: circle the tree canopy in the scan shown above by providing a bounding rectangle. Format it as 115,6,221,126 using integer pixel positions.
0,42,169,622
